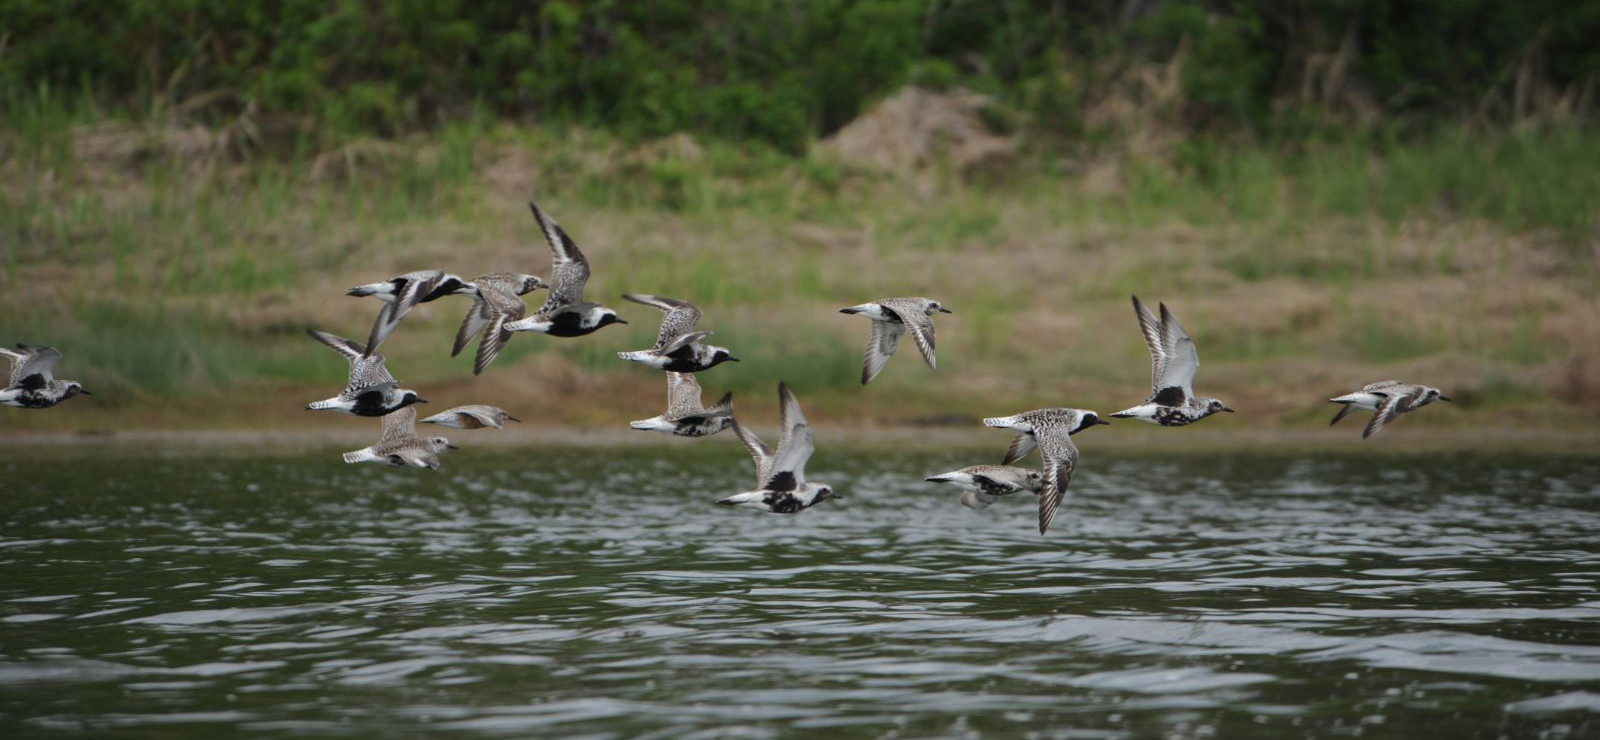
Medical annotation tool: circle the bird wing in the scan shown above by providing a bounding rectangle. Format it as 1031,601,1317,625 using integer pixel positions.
624,294,702,349
363,271,446,356
1035,431,1080,535
731,417,775,487
969,472,1028,495
307,329,366,363
861,319,905,385
452,297,492,357
3,344,63,385
529,201,590,313
1363,394,1405,439
1362,380,1407,392
1001,433,1038,465
898,310,938,369
1131,296,1167,393
1155,302,1200,399
473,286,526,376
665,372,704,417
768,382,814,487
379,406,419,443
660,330,712,357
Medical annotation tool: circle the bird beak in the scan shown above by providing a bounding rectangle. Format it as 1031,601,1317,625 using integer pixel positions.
1222,406,1235,412
506,415,522,423
1095,418,1111,425
727,357,741,362
938,307,953,313
446,443,460,450
415,398,430,404
1439,395,1452,402
616,318,628,325
79,390,93,395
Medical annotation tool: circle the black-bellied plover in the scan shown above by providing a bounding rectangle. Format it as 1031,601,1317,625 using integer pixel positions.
984,407,1109,535
343,406,458,470
925,465,1045,510
348,270,521,356
502,201,627,338
717,382,837,513
304,329,427,416
450,272,548,359
0,344,89,409
630,372,734,437
1329,381,1451,439
420,405,521,429
616,294,738,373
1110,296,1233,426
839,297,950,384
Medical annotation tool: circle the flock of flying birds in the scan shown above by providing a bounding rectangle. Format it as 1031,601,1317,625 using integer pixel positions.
2,201,1454,534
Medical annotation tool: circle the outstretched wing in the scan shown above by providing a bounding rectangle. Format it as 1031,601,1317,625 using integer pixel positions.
861,319,905,385
624,294,703,350
661,330,712,357
307,329,365,363
529,201,591,313
2,344,63,386
1001,433,1038,465
1156,302,1200,397
452,298,492,358
900,311,937,369
472,286,526,375
379,406,419,443
731,417,775,487
768,382,814,487
666,372,704,417
1131,296,1166,393
1363,394,1404,439
1035,432,1079,535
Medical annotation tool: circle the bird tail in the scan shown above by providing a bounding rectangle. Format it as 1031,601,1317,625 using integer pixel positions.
346,282,389,298
716,491,765,507
342,448,380,464
925,472,959,483
306,396,343,411
982,415,1020,429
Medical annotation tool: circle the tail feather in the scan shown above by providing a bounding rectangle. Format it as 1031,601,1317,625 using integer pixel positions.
982,416,1017,428
306,397,343,411
347,283,387,298
925,473,956,483
716,491,765,507
342,448,379,464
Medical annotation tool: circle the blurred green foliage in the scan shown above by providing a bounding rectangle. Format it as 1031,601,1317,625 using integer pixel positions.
3,1,1595,152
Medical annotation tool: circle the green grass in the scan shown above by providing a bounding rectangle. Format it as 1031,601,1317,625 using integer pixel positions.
1,102,1597,430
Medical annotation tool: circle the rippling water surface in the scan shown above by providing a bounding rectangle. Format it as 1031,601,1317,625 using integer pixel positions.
3,445,1599,738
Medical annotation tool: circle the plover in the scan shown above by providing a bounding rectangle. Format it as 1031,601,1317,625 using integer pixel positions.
0,344,89,409
717,382,838,513
458,283,531,376
342,406,458,470
420,405,521,429
984,408,1109,535
304,329,427,416
1329,380,1452,439
617,294,738,373
502,201,627,338
630,372,734,437
925,465,1046,511
839,297,950,385
1111,296,1233,426
450,272,548,359
348,270,527,355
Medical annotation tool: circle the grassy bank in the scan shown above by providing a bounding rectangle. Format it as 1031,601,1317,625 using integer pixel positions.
2,108,1598,437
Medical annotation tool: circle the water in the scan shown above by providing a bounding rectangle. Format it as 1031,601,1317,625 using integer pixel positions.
3,445,1599,738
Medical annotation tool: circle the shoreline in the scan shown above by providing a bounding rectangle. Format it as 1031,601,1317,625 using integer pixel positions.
3,426,1597,455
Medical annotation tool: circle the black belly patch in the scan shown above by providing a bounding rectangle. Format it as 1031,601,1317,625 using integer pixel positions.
765,493,804,514
545,312,598,337
1152,386,1187,406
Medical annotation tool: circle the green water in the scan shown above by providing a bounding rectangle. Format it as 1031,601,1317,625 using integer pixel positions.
2,446,1598,738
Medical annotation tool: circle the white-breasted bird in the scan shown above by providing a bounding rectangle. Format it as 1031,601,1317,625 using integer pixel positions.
304,329,426,417
1110,296,1233,426
630,372,734,437
0,344,89,409
983,407,1109,535
616,294,738,373
1329,381,1451,439
717,383,838,513
342,406,457,470
420,405,520,429
348,270,542,356
925,465,1045,510
839,297,950,385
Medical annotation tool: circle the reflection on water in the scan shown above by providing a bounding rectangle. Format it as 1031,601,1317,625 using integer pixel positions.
2,446,1598,738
